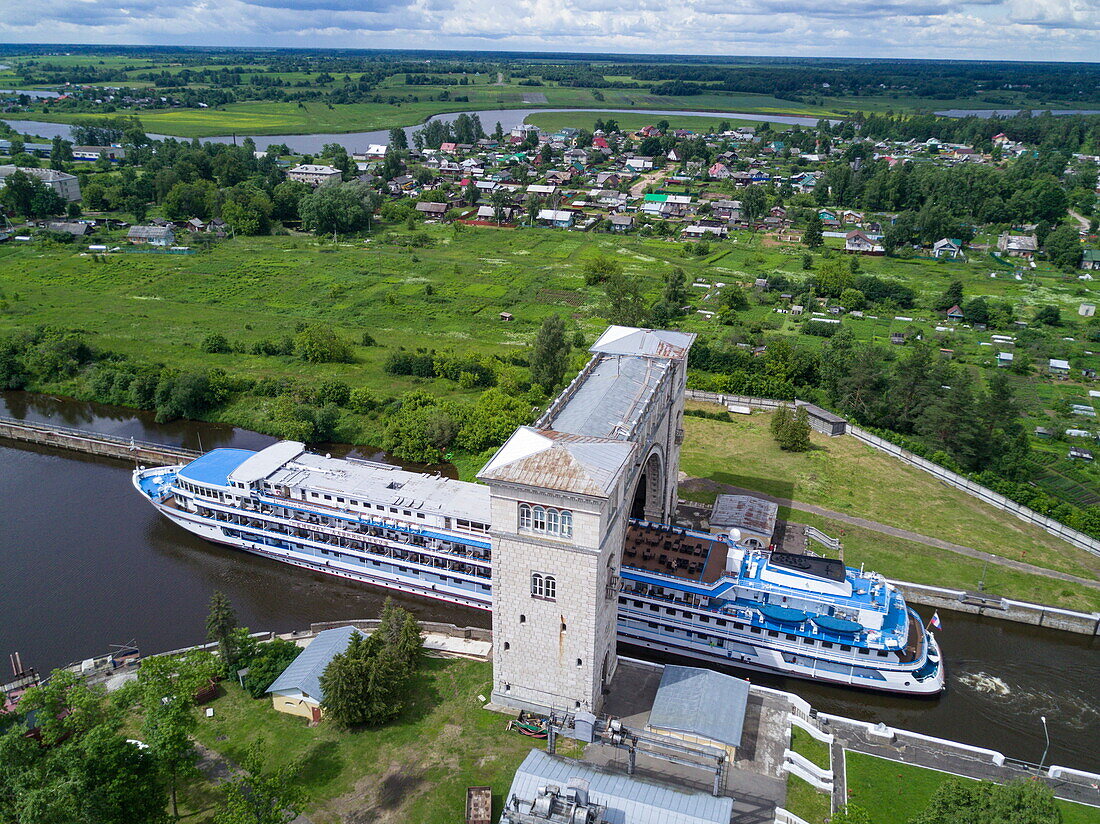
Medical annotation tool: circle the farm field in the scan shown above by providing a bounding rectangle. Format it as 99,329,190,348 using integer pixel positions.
524,111,763,134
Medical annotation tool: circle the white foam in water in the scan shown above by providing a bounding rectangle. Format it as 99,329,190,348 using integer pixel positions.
957,671,1012,696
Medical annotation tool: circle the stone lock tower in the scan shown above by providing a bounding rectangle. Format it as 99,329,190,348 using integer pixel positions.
478,326,694,714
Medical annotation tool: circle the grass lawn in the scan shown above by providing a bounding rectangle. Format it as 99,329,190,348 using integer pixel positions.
187,657,548,824
843,751,1100,824
785,774,832,824
781,509,1100,612
791,725,831,771
679,413,1100,584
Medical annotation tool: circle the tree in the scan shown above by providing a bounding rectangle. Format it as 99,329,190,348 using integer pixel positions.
771,405,811,451
294,325,352,363
935,280,964,312
388,127,408,150
530,314,570,393
49,136,72,170
663,267,688,307
1033,305,1061,326
742,185,767,230
206,590,239,670
602,271,650,328
241,639,302,698
1043,223,1081,269
464,178,479,206
803,214,823,248
298,182,376,235
143,692,198,819
909,777,1059,824
214,740,303,824
582,253,622,285
839,288,866,311
815,257,854,298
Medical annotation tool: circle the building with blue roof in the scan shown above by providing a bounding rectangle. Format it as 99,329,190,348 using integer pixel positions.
266,625,357,721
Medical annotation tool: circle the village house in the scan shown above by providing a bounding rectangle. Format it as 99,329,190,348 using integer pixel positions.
127,225,175,246
998,232,1039,258
286,164,342,187
414,202,449,220
844,230,883,255
536,209,574,228
946,304,965,321
933,238,964,259
1081,249,1100,270
609,214,634,233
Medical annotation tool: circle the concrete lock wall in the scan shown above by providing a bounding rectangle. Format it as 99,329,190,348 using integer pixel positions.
891,581,1100,637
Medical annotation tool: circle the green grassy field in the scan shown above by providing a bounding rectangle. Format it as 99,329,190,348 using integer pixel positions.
791,725,831,770
785,774,832,824
184,658,546,824
11,85,835,137
844,751,1100,824
679,412,1100,584
524,111,763,134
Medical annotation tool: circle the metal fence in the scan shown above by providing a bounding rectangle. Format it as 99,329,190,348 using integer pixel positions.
683,391,1100,559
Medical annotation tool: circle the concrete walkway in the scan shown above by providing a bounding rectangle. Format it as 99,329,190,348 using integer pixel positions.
825,715,1100,810
689,480,1100,591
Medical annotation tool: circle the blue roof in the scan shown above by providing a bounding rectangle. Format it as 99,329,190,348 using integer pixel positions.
506,749,733,824
266,625,357,702
648,665,749,748
177,448,255,487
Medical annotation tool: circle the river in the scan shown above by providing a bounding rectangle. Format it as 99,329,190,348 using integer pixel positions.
1,106,832,155
0,390,1097,772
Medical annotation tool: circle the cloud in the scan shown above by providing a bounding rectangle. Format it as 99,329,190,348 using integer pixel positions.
0,0,1097,59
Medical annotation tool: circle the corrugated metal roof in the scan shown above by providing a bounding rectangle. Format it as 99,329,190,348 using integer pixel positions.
266,625,357,702
229,441,305,484
590,326,696,359
548,355,668,440
648,665,750,748
506,749,733,824
710,494,779,536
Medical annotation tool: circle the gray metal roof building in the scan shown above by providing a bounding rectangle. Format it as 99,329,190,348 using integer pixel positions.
647,665,750,751
266,624,357,703
503,749,734,824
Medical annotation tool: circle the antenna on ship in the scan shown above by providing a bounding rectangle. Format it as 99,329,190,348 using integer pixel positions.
197,433,204,454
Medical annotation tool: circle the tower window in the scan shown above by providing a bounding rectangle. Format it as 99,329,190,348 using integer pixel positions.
576,658,583,667
531,573,556,600
560,510,573,538
532,506,546,531
503,642,510,651
518,503,531,530
519,614,526,624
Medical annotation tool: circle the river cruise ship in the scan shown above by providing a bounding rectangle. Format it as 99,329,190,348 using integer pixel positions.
134,441,944,695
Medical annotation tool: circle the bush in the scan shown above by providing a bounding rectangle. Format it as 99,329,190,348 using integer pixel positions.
294,326,353,364
200,333,232,354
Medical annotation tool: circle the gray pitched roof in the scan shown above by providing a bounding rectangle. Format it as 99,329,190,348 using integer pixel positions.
506,749,733,824
648,665,750,748
478,427,634,497
266,625,357,702
590,326,695,359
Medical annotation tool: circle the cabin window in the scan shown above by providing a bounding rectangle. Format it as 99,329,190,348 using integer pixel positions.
518,503,532,529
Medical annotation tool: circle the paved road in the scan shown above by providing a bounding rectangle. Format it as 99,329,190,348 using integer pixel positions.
686,480,1100,590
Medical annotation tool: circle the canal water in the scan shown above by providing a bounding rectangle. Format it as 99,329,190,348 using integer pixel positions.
2,106,833,155
0,391,1097,772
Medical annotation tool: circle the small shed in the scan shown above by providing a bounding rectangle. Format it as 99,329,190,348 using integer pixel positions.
709,494,778,548
997,352,1014,367
646,665,750,760
795,401,847,436
266,625,357,721
945,304,965,321
499,312,514,321
1069,447,1094,461
1049,358,1071,375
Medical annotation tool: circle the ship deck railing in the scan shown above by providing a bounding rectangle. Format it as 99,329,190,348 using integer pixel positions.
252,491,491,549
187,497,492,578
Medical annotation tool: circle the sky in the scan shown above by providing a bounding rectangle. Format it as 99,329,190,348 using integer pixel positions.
0,0,1097,62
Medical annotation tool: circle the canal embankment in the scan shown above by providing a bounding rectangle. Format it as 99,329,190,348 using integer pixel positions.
892,581,1100,636
0,413,196,466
